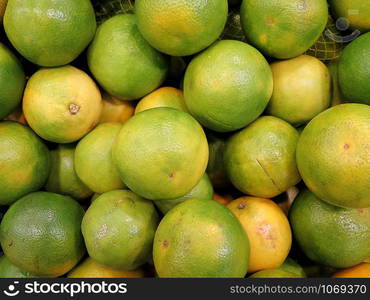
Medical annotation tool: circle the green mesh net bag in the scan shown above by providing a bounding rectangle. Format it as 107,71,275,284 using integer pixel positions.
92,0,135,24
305,16,344,62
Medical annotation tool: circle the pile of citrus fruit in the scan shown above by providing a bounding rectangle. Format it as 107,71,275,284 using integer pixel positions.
0,0,369,278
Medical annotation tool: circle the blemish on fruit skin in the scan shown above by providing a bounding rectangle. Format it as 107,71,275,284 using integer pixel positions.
8,241,13,247
163,240,169,248
344,144,350,150
237,202,246,210
169,173,175,178
266,18,274,25
257,223,276,248
69,103,80,115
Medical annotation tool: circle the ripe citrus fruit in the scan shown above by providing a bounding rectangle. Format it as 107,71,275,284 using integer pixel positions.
267,55,331,126
296,104,370,208
250,269,301,278
225,116,301,198
213,193,233,206
113,108,209,200
227,197,292,273
82,190,159,270
135,87,187,115
154,174,213,215
153,198,249,278
0,192,86,277
329,0,370,32
332,263,370,278
88,14,168,100
67,257,145,278
240,0,328,59
75,123,125,194
328,60,344,107
0,43,26,120
23,65,102,143
135,0,228,56
338,32,370,105
184,40,273,132
99,93,134,124
0,256,37,278
290,189,370,268
206,132,231,189
0,121,49,205
4,0,96,66
45,144,93,200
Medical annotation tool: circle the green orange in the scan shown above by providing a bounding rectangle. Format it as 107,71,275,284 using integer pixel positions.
82,190,159,270
135,0,228,56
88,14,168,100
0,256,37,278
225,116,301,198
23,65,102,143
135,87,187,114
45,144,93,200
329,0,370,32
240,0,328,59
296,104,370,208
290,189,370,268
4,0,96,66
113,108,209,200
154,173,214,214
153,198,249,278
0,43,26,120
267,55,331,126
0,192,85,277
75,123,125,194
338,32,370,105
184,40,273,132
0,121,49,205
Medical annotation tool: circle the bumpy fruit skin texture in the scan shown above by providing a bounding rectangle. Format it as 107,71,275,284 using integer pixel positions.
75,123,125,194
0,256,37,278
0,192,86,277
153,199,249,278
267,55,331,126
240,0,328,59
23,65,102,143
4,0,96,66
88,14,169,101
227,197,292,273
296,104,370,208
290,189,370,268
135,87,188,114
67,257,145,278
184,40,273,132
0,44,26,120
45,144,93,200
338,32,370,105
135,0,228,56
0,121,50,205
81,190,159,271
225,116,301,198
154,173,214,214
329,0,370,32
113,108,209,200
